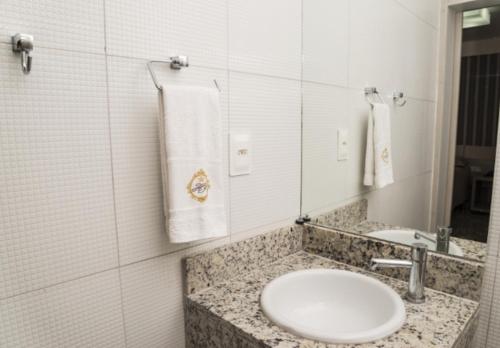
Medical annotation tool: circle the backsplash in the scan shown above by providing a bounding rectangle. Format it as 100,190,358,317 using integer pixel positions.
310,199,368,229
184,225,302,294
303,225,484,301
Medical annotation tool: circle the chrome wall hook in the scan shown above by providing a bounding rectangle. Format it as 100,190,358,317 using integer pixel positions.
12,33,34,74
393,91,407,107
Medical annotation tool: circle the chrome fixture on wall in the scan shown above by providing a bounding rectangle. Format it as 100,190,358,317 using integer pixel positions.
364,87,407,107
147,56,190,90
364,87,384,106
12,33,34,74
147,55,220,92
392,91,407,106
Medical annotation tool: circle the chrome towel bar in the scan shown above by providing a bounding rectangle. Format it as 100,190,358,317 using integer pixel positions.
147,55,221,92
364,87,406,107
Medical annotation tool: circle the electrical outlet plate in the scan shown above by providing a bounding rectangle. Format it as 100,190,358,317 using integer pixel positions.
337,129,349,161
230,133,252,176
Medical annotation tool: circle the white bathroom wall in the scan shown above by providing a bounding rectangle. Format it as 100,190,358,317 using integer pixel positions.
301,0,440,230
0,1,301,347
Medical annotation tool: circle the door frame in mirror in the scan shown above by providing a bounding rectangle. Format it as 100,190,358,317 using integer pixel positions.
430,0,500,231
432,1,500,347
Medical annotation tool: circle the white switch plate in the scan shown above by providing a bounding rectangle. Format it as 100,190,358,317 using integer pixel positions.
230,133,252,176
337,129,349,161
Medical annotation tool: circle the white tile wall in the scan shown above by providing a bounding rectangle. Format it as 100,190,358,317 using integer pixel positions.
0,270,125,348
229,72,301,234
1,0,303,346
302,0,439,219
0,1,440,347
302,82,351,212
302,0,350,86
349,0,437,101
0,44,117,299
391,98,433,182
228,0,302,79
476,125,500,347
366,173,432,231
396,0,440,28
120,237,228,348
105,0,227,68
0,0,105,53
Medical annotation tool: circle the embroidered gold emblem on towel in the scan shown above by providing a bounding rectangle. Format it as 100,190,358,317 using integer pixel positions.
187,169,210,203
381,148,389,164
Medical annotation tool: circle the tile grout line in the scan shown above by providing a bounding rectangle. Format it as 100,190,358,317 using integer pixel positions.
226,0,234,242
391,0,438,30
299,0,304,216
0,41,106,56
0,266,120,302
101,0,129,346
0,235,226,303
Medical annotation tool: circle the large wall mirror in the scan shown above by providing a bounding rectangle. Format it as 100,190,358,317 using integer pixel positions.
300,0,500,264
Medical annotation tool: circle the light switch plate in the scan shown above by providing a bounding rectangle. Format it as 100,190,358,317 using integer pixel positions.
337,128,349,161
230,133,252,176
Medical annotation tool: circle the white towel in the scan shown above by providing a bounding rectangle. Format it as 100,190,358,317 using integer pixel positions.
158,86,228,243
363,103,394,189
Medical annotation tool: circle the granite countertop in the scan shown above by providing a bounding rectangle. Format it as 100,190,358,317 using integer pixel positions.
348,221,487,263
187,251,479,348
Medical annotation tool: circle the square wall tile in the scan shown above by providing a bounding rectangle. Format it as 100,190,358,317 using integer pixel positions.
107,56,229,265
229,72,301,234
120,237,229,348
303,0,349,86
396,0,440,28
349,0,437,101
302,82,350,213
391,97,431,182
105,0,227,69
229,0,302,79
0,0,104,53
0,270,125,348
0,44,117,299
121,256,183,348
366,173,432,231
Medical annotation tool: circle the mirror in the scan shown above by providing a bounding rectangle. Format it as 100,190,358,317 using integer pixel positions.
300,2,500,263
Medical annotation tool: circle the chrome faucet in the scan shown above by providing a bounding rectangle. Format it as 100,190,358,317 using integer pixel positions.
414,226,452,254
436,226,452,253
370,243,428,304
414,231,435,243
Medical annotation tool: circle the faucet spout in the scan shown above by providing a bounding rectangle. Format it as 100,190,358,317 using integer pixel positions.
370,259,412,271
414,231,436,244
370,243,428,304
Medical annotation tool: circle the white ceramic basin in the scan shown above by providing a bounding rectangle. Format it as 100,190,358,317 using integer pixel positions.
260,269,406,344
366,229,464,257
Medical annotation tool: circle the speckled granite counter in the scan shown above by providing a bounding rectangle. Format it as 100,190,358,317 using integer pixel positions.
186,251,478,348
309,199,487,263
349,221,487,263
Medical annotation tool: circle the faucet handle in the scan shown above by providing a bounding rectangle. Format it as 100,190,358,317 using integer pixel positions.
437,226,452,238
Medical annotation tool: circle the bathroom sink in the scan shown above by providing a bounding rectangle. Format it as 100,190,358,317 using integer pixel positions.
366,229,464,257
260,269,406,344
